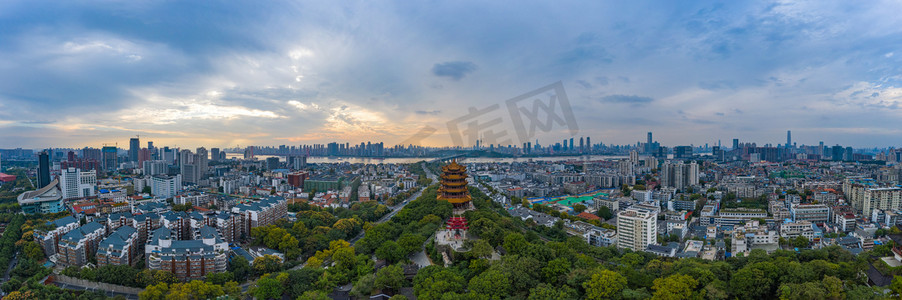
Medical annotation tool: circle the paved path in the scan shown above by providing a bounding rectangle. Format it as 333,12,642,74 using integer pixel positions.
3,251,18,282
50,275,141,300
290,162,438,272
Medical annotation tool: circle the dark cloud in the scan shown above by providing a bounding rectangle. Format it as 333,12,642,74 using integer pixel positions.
431,61,477,80
598,94,654,105
415,110,441,115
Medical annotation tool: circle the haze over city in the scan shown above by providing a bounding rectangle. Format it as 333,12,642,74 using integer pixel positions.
2,1,902,148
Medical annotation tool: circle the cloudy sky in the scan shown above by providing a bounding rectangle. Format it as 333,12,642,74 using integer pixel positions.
1,0,901,149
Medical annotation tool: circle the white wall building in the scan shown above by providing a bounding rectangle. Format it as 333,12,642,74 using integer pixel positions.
616,207,658,251
59,167,96,200
151,174,182,198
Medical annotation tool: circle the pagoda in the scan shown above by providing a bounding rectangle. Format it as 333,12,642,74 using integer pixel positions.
436,160,472,209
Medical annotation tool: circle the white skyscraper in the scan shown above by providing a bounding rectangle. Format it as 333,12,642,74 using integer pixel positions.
59,168,96,200
616,207,657,251
151,174,182,198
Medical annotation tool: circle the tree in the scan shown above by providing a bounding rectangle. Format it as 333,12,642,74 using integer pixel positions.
620,252,644,267
375,265,405,292
376,241,405,264
166,280,225,300
791,236,810,248
332,246,357,270
414,267,466,300
23,241,43,261
470,239,493,259
398,233,426,256
283,268,324,298
528,283,577,300
229,255,251,282
153,270,179,285
223,281,242,298
298,290,331,300
468,269,511,299
822,276,844,300
542,257,571,284
503,233,528,255
572,204,587,213
651,274,698,300
252,255,282,275
892,276,902,298
351,274,376,298
205,272,234,285
596,206,613,220
142,186,152,194
583,269,627,300
252,277,283,299
730,267,772,299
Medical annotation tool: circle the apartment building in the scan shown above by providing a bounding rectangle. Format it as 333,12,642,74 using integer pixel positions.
34,216,79,257
145,226,229,281
616,207,657,251
844,178,902,215
714,208,767,226
57,222,106,266
231,196,287,233
780,220,822,242
96,225,138,266
790,203,830,224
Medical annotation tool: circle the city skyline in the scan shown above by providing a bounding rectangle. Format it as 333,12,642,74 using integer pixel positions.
5,130,898,152
2,1,902,148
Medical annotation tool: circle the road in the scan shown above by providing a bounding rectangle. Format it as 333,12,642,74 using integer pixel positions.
0,251,18,297
3,251,18,282
350,162,438,244
288,162,437,272
51,281,139,300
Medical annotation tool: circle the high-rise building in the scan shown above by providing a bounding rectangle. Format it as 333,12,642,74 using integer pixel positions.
129,138,140,162
660,161,699,191
102,146,118,171
195,147,208,176
151,174,182,198
210,148,220,162
586,137,591,152
82,148,102,162
138,148,152,166
732,139,740,150
59,168,96,200
569,138,574,151
179,150,196,184
243,146,255,159
673,146,693,159
147,141,155,159
616,207,657,251
831,145,844,161
143,160,168,176
579,137,584,152
844,178,902,216
266,157,280,170
786,130,792,148
37,151,51,189
291,156,307,170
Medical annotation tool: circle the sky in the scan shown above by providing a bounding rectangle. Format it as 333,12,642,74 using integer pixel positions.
1,0,901,149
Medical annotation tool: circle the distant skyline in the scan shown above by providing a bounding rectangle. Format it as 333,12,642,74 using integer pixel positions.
1,1,901,148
